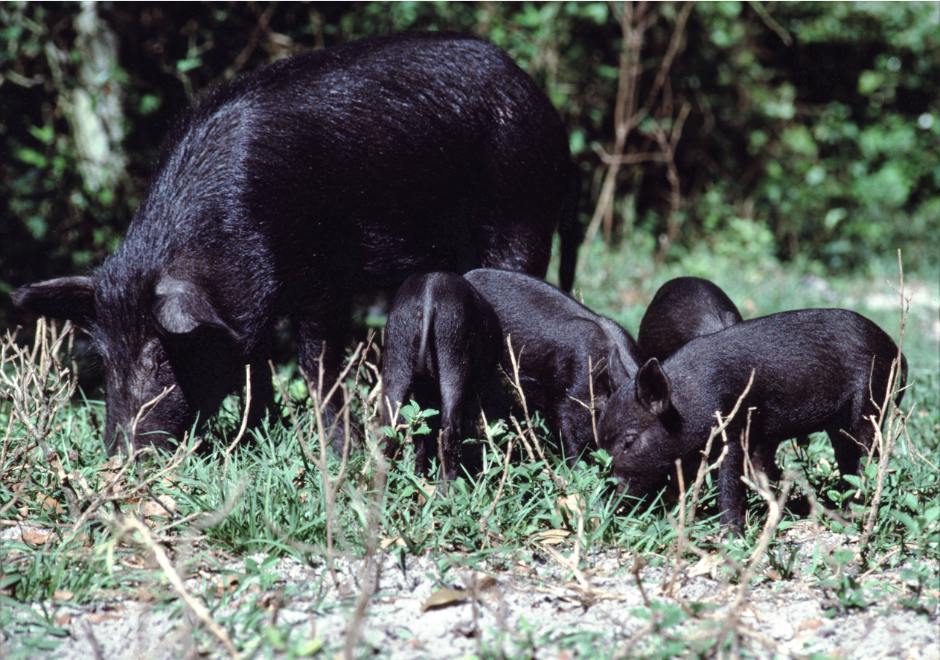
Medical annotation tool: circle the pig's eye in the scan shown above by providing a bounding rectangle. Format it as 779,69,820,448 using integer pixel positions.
622,433,639,447
140,341,168,375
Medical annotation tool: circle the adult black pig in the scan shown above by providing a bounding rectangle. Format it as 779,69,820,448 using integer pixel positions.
381,272,501,480
637,277,742,361
12,32,578,454
597,308,906,533
464,268,644,465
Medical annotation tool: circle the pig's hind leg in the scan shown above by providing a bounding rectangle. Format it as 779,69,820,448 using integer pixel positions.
826,394,878,506
436,356,474,482
717,429,748,535
830,396,880,477
379,345,415,463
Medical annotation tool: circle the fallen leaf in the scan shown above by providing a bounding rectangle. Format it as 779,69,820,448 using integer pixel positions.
380,537,406,549
466,572,497,592
36,494,65,515
85,613,122,624
535,529,571,545
101,456,123,470
52,589,74,601
22,528,53,546
138,587,155,602
415,479,435,505
141,495,176,519
687,554,723,579
216,574,239,597
54,614,72,626
556,494,585,516
797,619,823,632
421,587,468,611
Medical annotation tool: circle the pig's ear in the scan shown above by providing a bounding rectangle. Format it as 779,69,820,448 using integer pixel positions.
154,277,234,338
635,358,672,417
721,310,741,327
607,347,634,388
12,276,97,327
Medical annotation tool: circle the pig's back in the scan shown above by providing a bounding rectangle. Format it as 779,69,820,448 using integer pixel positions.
137,32,570,289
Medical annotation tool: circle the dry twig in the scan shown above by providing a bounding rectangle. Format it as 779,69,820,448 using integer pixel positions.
581,1,694,264
116,516,240,659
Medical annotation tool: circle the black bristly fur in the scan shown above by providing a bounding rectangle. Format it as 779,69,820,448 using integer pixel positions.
11,32,577,454
464,268,644,465
381,272,502,481
597,308,907,534
638,277,743,361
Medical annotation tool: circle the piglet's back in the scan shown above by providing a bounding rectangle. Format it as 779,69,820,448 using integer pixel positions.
664,308,905,431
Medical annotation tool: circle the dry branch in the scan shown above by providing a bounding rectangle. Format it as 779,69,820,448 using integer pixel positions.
581,1,694,265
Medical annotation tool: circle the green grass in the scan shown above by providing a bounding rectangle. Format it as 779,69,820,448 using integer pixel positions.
2,239,938,658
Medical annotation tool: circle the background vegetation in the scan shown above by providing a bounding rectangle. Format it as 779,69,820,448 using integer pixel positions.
1,4,938,657
2,1,938,330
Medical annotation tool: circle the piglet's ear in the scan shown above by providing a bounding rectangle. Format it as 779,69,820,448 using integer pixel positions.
721,309,742,328
154,276,233,338
12,276,97,327
635,358,672,417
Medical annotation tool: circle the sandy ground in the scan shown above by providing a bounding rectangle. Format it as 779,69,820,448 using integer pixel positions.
3,522,938,659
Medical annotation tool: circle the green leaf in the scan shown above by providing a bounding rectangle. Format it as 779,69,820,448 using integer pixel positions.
28,124,55,145
139,93,161,115
580,2,608,24
858,70,883,95
176,57,201,73
296,637,324,656
843,474,863,489
889,509,919,532
16,147,47,167
824,207,847,230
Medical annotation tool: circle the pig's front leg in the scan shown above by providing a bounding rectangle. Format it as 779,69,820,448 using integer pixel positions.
293,302,356,453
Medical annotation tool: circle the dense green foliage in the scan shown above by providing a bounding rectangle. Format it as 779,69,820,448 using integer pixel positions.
2,2,937,329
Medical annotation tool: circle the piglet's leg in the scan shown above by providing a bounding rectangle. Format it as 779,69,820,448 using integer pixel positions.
553,402,596,467
828,393,877,492
379,356,412,462
749,438,783,482
718,431,747,535
827,410,874,510
437,366,471,482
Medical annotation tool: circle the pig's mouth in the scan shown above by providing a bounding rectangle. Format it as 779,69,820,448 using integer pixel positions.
614,476,627,496
612,469,669,500
613,473,646,498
